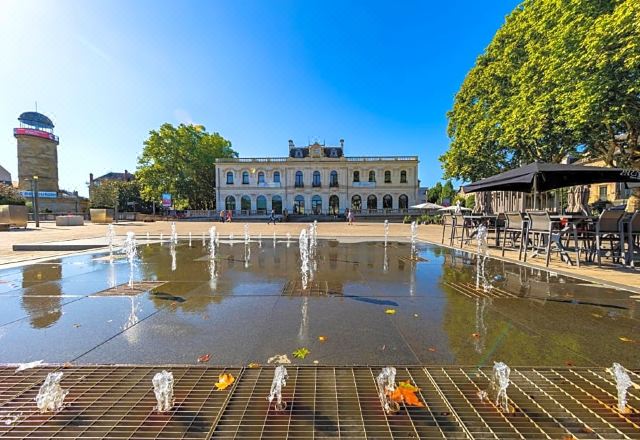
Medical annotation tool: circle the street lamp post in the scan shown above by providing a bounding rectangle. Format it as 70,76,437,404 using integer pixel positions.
31,175,40,228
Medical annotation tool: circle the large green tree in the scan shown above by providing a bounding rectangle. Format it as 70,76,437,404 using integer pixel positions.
442,0,640,207
136,124,237,209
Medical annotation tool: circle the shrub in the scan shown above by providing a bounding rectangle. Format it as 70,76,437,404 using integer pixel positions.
0,184,26,205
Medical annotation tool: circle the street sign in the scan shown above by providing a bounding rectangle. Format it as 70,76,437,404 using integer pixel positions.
20,191,57,199
161,193,172,207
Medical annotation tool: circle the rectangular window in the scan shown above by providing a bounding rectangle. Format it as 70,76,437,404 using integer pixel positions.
226,174,233,184
599,185,607,201
273,172,280,183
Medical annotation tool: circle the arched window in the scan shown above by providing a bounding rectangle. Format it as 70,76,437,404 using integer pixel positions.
369,171,376,182
367,194,378,210
399,194,409,210
383,194,393,209
241,195,251,211
400,170,407,183
273,171,281,183
384,170,391,183
351,195,361,212
225,195,236,211
226,172,234,185
294,195,305,214
295,171,303,187
312,195,322,214
258,172,265,184
330,170,338,187
272,195,282,214
242,171,249,185
329,195,339,215
312,171,321,187
256,195,267,213
353,171,360,183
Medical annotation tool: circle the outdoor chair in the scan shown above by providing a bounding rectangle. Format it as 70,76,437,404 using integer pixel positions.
523,211,579,267
501,212,526,260
583,209,625,266
441,213,454,245
451,213,472,247
626,211,640,267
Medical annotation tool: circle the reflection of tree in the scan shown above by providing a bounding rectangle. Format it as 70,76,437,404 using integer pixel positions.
21,265,62,329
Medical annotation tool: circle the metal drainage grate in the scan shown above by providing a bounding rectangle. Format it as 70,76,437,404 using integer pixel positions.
91,281,166,297
0,365,240,439
281,281,344,297
0,366,638,439
443,281,520,299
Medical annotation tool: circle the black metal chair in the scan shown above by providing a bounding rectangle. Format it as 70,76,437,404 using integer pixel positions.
451,213,472,248
524,211,578,267
624,210,640,267
583,209,625,266
501,212,526,260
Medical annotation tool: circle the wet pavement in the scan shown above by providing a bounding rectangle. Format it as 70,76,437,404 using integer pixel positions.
0,239,638,368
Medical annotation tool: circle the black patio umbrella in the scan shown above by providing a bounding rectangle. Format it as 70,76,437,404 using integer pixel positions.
462,162,640,194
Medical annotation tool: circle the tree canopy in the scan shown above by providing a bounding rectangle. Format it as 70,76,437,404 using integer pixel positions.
136,124,237,209
442,0,640,183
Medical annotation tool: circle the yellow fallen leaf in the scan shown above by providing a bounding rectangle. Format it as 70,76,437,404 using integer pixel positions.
248,363,260,368
318,336,327,342
619,337,636,343
385,309,396,315
214,373,235,390
293,347,310,359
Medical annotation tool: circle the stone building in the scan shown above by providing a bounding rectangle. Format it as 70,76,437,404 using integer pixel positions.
13,111,88,213
0,164,11,185
215,139,419,217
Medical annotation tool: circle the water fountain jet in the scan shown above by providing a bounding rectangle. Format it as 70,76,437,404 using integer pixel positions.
376,367,400,414
489,362,512,413
35,372,68,413
170,222,178,244
299,229,310,289
106,224,116,260
152,370,174,413
267,365,288,411
384,220,389,247
123,232,138,288
610,362,633,413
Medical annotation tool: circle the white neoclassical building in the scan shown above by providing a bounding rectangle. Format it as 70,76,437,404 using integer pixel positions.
215,140,419,217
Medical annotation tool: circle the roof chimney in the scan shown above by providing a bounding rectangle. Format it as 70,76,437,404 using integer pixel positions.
89,173,94,186
124,169,129,181
340,139,344,148
288,139,294,149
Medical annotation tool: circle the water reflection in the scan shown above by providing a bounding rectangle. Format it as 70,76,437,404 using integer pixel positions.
21,265,62,329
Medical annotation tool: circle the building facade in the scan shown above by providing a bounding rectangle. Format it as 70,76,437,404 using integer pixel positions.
215,140,419,216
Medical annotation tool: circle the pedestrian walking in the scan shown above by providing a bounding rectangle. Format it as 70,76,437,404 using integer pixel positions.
219,210,225,222
267,209,277,225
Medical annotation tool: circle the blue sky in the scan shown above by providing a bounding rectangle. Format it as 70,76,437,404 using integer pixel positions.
0,0,519,196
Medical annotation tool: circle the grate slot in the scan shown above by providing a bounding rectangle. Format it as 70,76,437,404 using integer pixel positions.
281,280,343,297
91,281,166,297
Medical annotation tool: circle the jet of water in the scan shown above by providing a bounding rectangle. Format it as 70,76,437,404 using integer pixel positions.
170,243,177,271
489,362,511,413
35,372,68,413
286,232,291,248
244,223,250,245
123,232,138,288
410,221,417,259
476,225,493,292
202,232,206,246
170,222,178,244
152,370,174,413
267,365,288,411
384,220,389,247
159,233,164,244
229,233,234,246
146,231,150,246
106,224,116,260
299,229,310,289
258,233,262,248
610,362,633,413
188,232,192,247
376,367,400,414
208,227,216,260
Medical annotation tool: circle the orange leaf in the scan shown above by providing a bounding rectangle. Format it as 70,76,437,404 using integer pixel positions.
318,336,327,342
472,333,480,339
214,373,235,390
197,353,211,363
387,380,425,407
428,347,437,352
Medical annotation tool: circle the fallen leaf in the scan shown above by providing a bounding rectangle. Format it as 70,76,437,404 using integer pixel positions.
313,360,319,364
387,381,425,408
565,360,574,367
619,337,636,343
248,363,260,368
591,313,603,318
293,347,310,359
413,314,419,318
385,309,396,315
62,362,73,368
197,353,211,363
428,347,437,352
214,373,235,390
318,336,327,342
471,333,480,339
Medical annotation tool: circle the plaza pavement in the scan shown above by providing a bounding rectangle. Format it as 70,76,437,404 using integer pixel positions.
1,220,639,292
